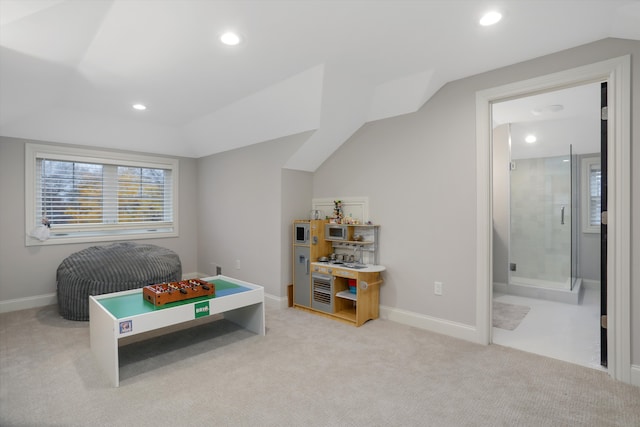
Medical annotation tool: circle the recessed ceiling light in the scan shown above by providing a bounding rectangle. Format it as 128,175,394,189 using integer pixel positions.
480,11,502,26
531,104,564,116
220,31,241,46
525,135,537,143
132,103,147,111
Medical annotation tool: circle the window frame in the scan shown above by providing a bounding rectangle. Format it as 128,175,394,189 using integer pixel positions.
25,143,179,246
581,155,601,234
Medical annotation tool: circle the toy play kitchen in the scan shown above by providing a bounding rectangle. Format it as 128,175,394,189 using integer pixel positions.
292,212,384,327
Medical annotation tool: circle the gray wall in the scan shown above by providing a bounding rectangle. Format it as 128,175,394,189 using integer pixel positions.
281,167,314,289
0,137,199,303
315,83,479,325
314,38,639,361
492,124,510,285
195,132,309,299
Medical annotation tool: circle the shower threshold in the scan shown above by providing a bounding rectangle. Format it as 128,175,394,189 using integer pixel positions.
494,278,583,305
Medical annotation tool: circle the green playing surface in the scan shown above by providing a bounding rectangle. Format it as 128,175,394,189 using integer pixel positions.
97,279,250,319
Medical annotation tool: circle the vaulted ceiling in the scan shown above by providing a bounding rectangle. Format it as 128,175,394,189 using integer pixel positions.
1,1,638,171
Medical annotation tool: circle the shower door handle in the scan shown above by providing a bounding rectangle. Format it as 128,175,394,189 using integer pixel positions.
561,206,565,225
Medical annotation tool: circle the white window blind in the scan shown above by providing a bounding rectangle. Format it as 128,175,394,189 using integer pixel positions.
588,164,601,227
581,156,601,234
26,144,178,245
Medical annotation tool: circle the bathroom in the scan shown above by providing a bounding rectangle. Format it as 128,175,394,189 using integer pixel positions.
490,82,604,369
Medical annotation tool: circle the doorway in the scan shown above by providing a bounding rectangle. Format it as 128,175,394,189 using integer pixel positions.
475,56,631,383
490,83,602,368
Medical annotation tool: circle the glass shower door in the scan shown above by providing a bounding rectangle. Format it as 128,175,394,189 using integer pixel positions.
509,147,573,290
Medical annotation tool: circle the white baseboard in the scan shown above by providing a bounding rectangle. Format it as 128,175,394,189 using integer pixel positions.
183,271,204,279
0,293,57,314
379,305,478,343
631,365,640,388
493,282,508,293
264,294,288,310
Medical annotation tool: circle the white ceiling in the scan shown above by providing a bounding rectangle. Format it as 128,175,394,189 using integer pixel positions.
492,82,602,160
0,1,638,171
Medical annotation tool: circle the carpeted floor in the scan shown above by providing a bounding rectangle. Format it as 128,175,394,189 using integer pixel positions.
1,304,639,426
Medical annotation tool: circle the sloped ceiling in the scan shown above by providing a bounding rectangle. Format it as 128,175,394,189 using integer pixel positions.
0,0,638,171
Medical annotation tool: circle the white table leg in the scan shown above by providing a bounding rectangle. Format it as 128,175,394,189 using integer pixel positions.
224,302,265,336
90,297,120,387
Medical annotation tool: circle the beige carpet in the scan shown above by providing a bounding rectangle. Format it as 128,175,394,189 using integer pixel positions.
493,301,531,330
1,304,639,426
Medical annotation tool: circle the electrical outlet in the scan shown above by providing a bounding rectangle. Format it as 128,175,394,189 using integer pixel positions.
434,281,443,296
216,266,222,275
210,262,220,276
235,259,241,270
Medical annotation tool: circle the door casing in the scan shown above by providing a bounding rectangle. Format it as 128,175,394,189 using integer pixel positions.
475,55,631,384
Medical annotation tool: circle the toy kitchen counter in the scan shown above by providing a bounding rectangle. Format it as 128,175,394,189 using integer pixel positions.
294,262,386,327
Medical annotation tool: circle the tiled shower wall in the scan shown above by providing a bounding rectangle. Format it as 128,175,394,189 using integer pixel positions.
510,156,572,285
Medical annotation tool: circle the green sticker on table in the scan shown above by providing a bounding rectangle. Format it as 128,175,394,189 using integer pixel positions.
194,300,210,318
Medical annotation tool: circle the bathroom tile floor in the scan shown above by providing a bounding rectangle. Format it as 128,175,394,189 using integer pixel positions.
492,286,604,371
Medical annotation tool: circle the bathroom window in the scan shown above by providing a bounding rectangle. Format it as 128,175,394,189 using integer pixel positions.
581,156,601,233
25,143,178,245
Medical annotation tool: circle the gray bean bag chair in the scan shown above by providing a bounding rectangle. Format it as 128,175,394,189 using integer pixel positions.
57,242,182,320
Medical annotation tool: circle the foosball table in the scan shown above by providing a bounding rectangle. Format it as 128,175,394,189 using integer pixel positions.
143,279,215,306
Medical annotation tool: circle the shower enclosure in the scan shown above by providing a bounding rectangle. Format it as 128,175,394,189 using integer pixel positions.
491,83,602,304
508,147,578,291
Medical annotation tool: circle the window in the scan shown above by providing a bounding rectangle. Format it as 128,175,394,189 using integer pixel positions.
26,143,178,245
581,156,601,234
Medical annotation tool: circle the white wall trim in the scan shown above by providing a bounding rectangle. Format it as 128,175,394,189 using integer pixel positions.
0,293,57,314
380,305,477,343
264,293,289,310
631,365,640,388
24,142,180,246
183,271,202,280
476,55,631,384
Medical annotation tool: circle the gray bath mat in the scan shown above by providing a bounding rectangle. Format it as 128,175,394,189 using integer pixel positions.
493,301,531,330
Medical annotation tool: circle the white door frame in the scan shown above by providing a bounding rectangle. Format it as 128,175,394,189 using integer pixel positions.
475,56,631,384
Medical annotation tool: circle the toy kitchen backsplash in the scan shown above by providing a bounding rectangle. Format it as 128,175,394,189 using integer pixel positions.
328,232,378,265
310,197,379,265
